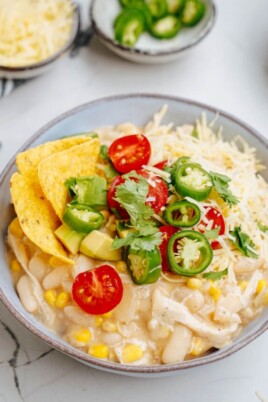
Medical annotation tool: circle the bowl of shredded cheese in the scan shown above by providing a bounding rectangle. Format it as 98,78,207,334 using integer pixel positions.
0,0,80,79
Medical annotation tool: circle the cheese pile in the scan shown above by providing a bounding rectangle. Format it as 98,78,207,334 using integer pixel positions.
0,0,74,67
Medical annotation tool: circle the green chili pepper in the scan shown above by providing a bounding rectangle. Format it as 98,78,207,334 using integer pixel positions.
168,230,213,276
181,0,206,26
126,246,161,285
174,162,212,201
145,0,167,18
125,3,153,29
166,0,186,14
63,204,104,233
164,200,201,227
150,15,181,39
114,8,145,47
119,0,144,7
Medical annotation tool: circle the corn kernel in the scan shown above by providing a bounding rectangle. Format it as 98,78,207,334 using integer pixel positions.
255,279,267,295
55,291,70,308
209,286,221,302
190,337,203,356
88,344,109,359
115,260,127,273
74,329,92,344
122,344,143,363
49,256,62,268
10,259,22,273
238,281,248,292
44,289,57,306
263,291,268,305
102,320,117,332
102,311,113,319
9,218,24,238
95,316,103,327
187,278,202,290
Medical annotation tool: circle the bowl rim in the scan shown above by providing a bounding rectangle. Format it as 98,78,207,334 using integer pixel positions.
0,2,80,72
0,93,267,375
90,0,217,57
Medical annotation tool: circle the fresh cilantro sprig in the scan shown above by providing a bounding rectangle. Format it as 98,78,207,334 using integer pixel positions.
112,172,161,251
203,268,228,281
230,226,258,259
209,171,239,207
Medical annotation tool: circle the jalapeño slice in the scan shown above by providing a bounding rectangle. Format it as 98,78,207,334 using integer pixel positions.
174,162,212,201
168,230,213,276
164,200,201,227
126,246,162,285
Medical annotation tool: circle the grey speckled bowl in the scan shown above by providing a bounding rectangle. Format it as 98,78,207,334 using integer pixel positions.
0,94,267,377
0,3,80,79
91,0,216,64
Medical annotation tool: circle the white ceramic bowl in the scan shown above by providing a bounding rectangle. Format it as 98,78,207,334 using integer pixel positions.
0,94,267,377
0,3,80,80
91,0,216,63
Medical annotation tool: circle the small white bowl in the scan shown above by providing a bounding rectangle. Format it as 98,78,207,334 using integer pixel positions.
91,0,216,64
0,4,80,80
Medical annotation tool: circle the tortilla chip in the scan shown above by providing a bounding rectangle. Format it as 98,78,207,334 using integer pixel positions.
10,172,73,265
38,138,100,219
16,135,93,183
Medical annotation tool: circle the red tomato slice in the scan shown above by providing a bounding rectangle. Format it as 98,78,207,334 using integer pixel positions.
153,160,168,170
159,225,179,272
199,206,225,250
107,176,130,219
136,170,169,213
108,134,151,174
72,265,123,315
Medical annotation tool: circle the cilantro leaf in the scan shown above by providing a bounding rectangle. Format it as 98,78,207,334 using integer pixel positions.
130,232,163,252
209,171,239,207
112,232,139,249
99,144,109,160
191,127,199,138
203,268,228,281
257,221,268,233
230,226,258,259
204,226,220,240
112,172,161,251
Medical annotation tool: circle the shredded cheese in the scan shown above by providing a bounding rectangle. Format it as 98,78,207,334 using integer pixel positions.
0,0,74,67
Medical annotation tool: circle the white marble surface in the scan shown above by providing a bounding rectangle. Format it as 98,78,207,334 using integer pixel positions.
1,0,268,401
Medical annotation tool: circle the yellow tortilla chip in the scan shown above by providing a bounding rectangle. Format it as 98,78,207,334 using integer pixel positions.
38,138,100,219
16,135,93,183
10,172,73,265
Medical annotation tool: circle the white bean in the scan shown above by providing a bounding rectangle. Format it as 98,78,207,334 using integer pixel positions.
64,306,94,327
17,275,38,313
42,267,69,290
101,332,122,345
28,254,48,281
183,291,205,312
162,325,192,364
72,255,96,278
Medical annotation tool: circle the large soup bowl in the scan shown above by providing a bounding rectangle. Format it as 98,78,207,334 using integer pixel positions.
0,94,267,376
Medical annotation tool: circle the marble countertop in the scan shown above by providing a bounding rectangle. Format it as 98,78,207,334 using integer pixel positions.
1,0,268,401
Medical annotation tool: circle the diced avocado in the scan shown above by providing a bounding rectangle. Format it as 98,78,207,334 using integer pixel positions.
80,230,121,261
55,223,86,254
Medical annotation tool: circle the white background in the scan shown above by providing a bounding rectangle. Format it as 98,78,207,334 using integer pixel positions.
0,0,268,401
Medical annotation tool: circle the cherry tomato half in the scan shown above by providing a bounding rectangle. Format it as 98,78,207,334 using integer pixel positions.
72,265,123,315
107,176,130,219
108,134,151,174
199,206,225,250
153,160,168,170
159,225,179,272
136,170,169,213
107,171,169,217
